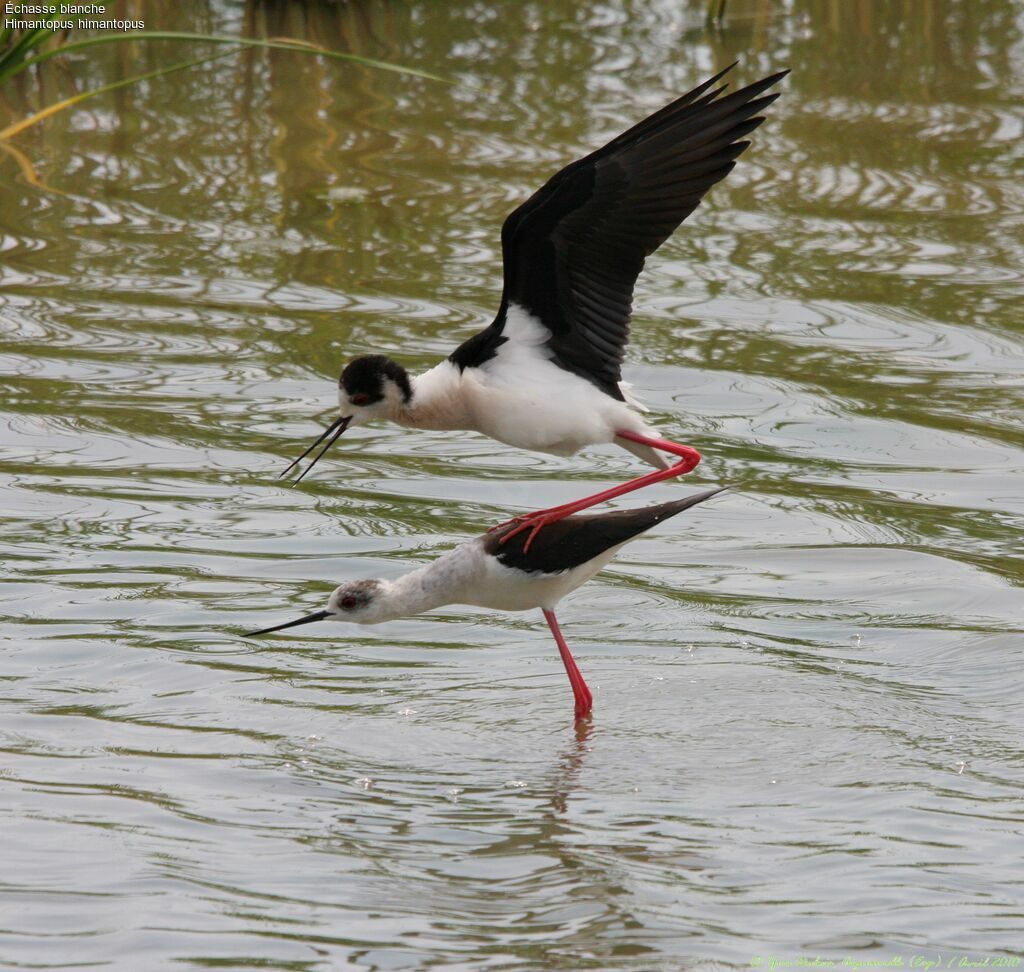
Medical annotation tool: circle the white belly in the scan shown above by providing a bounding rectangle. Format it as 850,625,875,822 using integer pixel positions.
459,544,619,612
405,304,653,456
464,362,644,456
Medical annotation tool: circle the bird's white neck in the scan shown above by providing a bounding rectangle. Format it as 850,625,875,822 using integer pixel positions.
360,554,470,623
390,361,473,431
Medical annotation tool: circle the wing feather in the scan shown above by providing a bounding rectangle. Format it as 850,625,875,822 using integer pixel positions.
449,66,788,394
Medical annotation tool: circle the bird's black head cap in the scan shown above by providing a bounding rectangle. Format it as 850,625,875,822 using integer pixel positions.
339,355,412,404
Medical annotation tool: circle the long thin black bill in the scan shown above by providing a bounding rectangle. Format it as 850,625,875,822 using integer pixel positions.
292,416,351,486
244,610,330,638
280,416,348,479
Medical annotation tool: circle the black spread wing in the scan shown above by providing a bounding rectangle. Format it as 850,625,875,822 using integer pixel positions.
483,487,727,575
449,65,787,398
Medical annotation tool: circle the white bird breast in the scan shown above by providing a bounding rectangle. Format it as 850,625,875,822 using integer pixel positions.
466,305,647,456
455,541,623,613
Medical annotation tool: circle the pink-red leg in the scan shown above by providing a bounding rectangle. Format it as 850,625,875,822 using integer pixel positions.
543,608,593,719
499,430,701,552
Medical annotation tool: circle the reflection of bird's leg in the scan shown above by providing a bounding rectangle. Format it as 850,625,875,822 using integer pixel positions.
498,431,702,552
543,609,593,720
550,710,595,814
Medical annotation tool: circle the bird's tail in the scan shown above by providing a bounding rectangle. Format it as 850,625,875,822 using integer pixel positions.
650,485,730,522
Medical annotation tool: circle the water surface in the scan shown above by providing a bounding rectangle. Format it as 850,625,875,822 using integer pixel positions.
1,0,1023,968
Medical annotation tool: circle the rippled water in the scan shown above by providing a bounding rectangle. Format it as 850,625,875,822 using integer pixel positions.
2,0,1023,968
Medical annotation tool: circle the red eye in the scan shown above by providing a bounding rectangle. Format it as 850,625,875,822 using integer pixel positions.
350,394,370,406
340,595,358,610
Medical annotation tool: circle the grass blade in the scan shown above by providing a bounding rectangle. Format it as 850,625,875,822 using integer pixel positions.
0,139,65,192
0,50,233,141
0,15,63,81
9,32,449,84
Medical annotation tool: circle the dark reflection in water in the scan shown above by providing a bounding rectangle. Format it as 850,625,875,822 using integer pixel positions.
1,0,1022,968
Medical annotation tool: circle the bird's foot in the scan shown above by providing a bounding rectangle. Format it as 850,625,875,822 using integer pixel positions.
493,509,567,553
486,515,523,533
487,508,557,534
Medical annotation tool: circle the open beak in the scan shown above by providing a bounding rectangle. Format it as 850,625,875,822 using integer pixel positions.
244,610,330,638
279,415,351,485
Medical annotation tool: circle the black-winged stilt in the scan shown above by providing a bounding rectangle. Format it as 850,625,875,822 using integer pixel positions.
245,486,726,719
282,65,784,548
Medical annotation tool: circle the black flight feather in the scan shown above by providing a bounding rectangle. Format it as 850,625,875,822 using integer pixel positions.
483,486,728,574
449,66,788,396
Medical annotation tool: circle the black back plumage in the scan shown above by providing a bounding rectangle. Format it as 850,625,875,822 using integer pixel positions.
450,65,787,398
483,487,727,574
